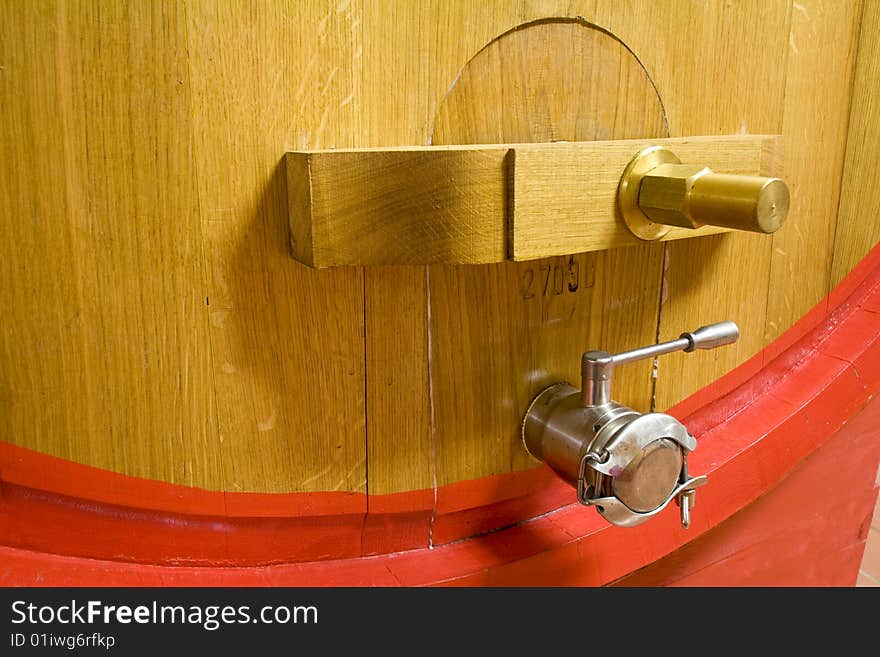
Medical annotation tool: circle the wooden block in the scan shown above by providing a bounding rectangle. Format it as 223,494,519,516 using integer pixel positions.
287,134,781,267
511,135,780,260
287,147,510,266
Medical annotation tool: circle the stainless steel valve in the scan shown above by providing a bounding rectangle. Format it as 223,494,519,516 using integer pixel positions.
522,321,740,528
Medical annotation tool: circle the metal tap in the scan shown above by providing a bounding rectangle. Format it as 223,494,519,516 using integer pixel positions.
522,321,740,528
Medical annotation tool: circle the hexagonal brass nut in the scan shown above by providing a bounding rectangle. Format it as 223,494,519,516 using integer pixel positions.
638,163,711,229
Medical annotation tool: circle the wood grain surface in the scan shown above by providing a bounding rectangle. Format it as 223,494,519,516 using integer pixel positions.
0,1,875,503
0,1,222,488
833,0,880,287
652,0,792,410
766,0,863,343
428,17,667,486
187,1,367,493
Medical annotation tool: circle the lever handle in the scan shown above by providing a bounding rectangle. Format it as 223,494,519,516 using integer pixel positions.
680,320,740,352
618,146,790,240
582,321,740,406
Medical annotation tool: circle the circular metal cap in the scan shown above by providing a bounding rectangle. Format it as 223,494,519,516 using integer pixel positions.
754,178,790,233
611,438,683,512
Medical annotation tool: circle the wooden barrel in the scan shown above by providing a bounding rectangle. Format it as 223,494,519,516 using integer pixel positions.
1,0,879,585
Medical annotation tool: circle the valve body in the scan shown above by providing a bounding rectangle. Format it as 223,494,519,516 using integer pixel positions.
521,321,737,528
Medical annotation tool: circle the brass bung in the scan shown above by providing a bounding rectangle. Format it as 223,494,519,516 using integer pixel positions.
618,146,790,240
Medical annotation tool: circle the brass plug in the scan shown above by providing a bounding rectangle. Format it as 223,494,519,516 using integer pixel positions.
618,146,790,240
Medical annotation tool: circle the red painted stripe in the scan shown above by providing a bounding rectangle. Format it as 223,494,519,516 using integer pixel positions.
1,241,879,580
613,388,880,586
0,481,366,565
4,391,877,586
432,467,572,545
0,441,367,518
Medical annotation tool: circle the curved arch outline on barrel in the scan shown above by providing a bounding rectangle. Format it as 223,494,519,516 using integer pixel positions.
428,16,670,145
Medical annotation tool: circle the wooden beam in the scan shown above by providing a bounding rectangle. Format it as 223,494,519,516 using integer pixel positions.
287,147,510,266
286,134,782,267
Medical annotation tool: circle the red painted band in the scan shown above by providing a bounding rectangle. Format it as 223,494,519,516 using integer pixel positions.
613,388,880,586
0,442,367,519
1,241,880,580
3,394,878,586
